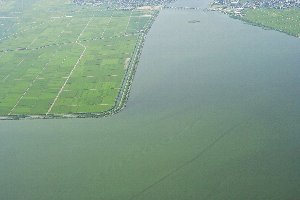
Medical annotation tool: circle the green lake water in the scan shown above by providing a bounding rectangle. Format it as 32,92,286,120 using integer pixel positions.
1,0,300,199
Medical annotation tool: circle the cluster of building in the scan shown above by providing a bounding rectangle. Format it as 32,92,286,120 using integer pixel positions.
214,0,300,9
211,0,300,16
73,0,174,9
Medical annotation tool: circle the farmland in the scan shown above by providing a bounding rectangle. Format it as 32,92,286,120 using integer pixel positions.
241,8,300,37
0,0,159,119
210,0,300,38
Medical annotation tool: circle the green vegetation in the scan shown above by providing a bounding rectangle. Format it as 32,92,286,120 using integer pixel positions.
0,0,157,118
240,8,300,37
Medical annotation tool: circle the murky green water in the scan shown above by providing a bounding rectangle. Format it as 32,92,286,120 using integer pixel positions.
1,0,300,199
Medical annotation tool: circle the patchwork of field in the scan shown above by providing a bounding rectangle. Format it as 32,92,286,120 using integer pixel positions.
0,0,156,116
241,8,300,37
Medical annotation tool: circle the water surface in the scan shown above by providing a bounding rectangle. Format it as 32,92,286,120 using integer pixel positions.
1,0,300,199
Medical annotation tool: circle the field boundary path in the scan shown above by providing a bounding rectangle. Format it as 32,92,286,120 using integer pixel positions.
0,1,162,120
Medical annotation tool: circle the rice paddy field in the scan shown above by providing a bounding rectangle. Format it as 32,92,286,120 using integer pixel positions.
1,0,300,199
241,8,300,37
0,0,156,117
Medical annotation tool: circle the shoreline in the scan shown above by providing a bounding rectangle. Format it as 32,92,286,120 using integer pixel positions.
208,3,300,39
230,14,300,38
0,11,159,120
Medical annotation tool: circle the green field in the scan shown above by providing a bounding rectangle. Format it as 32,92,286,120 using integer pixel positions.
241,8,300,37
0,0,156,118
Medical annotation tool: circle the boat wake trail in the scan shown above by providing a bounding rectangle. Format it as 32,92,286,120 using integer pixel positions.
129,118,251,200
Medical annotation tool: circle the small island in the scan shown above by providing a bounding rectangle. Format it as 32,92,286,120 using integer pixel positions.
188,20,201,23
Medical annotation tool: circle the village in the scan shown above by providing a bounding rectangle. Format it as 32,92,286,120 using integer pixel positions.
210,0,300,16
73,0,174,9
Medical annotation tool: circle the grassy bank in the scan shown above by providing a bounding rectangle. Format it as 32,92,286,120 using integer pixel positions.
238,8,300,38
